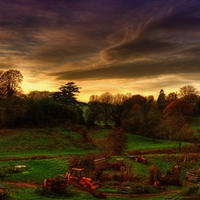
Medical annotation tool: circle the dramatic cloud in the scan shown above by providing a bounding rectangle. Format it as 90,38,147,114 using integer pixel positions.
0,0,200,101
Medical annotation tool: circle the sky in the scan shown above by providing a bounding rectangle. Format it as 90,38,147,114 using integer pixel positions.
0,0,200,102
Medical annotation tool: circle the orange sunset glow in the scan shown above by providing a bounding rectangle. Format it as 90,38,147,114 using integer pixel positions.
1,0,200,102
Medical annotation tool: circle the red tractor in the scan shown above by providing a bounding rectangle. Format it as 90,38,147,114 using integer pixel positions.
44,168,106,198
44,174,68,191
94,157,126,172
66,167,101,190
106,158,126,171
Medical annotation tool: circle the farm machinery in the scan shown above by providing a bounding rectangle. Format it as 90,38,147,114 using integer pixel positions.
44,174,68,190
159,165,182,186
94,157,126,171
44,167,106,198
127,155,147,164
66,167,101,190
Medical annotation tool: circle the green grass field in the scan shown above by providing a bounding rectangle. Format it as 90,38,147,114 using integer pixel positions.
0,151,196,199
0,127,185,156
0,117,200,199
127,133,187,151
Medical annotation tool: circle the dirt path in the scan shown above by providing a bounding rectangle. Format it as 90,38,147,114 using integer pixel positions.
0,180,181,199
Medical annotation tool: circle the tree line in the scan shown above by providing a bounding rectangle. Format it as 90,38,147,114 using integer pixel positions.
0,69,85,127
1,69,200,151
86,85,200,151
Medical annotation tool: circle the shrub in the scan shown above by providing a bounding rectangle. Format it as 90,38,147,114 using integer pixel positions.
148,165,161,185
96,129,127,156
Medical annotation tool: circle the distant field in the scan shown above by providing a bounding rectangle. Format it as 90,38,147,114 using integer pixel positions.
127,133,189,151
0,127,188,158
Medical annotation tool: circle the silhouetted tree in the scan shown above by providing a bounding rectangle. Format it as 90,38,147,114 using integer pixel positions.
157,89,166,111
0,96,26,127
110,93,132,128
86,95,101,127
128,94,147,106
23,98,84,126
52,82,81,106
0,69,23,99
98,92,113,126
24,99,44,126
27,90,51,99
178,85,199,104
165,92,178,105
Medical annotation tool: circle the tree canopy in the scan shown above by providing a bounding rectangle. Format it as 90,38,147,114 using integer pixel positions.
0,69,23,98
179,85,199,104
163,98,194,118
52,82,81,106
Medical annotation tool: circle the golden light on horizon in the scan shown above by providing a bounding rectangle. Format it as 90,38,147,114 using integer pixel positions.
20,75,191,103
1,1,200,102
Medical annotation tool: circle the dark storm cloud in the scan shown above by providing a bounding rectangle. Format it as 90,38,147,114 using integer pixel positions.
0,0,132,67
146,4,200,32
101,38,177,62
0,0,200,99
50,56,200,81
101,1,200,67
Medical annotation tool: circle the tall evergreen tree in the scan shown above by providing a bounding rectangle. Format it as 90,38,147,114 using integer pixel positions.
52,82,81,106
157,89,166,111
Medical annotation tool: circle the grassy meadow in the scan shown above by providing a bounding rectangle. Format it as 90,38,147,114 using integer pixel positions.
0,118,200,199
0,127,182,158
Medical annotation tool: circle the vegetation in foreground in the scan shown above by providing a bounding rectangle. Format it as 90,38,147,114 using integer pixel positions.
0,125,199,199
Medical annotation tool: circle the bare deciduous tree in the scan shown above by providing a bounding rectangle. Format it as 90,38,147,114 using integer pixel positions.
99,92,113,126
0,69,23,98
179,85,199,104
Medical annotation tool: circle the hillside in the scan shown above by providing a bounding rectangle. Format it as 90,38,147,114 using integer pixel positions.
0,126,188,159
0,117,200,199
